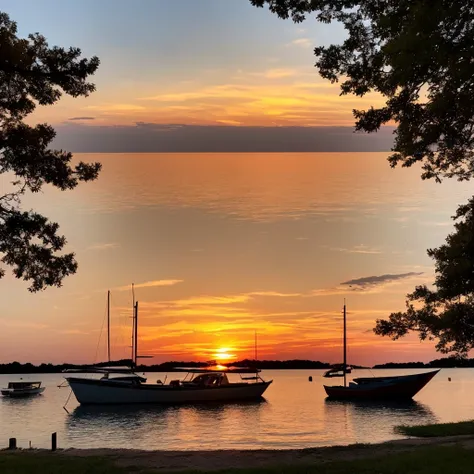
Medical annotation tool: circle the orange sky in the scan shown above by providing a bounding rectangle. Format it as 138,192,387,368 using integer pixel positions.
1,153,472,366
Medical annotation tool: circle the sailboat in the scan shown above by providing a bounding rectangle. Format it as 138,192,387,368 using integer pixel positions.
323,302,439,400
64,295,272,405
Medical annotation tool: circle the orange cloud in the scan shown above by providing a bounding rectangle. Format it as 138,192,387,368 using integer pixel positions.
114,279,183,291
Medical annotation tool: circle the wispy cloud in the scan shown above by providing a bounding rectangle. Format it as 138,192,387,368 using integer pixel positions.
87,242,120,251
68,116,96,121
290,38,312,48
86,103,146,112
260,68,298,79
329,244,382,255
0,320,49,330
311,272,425,296
341,272,424,288
114,280,183,291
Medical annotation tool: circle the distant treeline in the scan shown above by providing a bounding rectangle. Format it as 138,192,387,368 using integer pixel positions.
1,357,472,374
0,358,333,374
373,357,474,369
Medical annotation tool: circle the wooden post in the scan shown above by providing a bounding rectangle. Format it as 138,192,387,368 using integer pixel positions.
8,438,16,450
51,432,57,451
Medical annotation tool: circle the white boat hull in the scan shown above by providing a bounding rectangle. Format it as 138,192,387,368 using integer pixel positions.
67,378,272,405
1,387,45,397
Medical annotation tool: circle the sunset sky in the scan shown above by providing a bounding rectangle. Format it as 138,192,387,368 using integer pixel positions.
0,2,467,367
4,0,387,133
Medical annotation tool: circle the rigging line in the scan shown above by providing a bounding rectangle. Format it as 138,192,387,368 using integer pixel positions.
62,388,73,414
93,296,108,364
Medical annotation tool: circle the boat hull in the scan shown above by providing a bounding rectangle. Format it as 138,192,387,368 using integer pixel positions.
1,387,45,397
324,370,439,401
67,378,272,405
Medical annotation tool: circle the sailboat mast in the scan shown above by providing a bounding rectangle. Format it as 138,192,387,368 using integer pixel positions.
107,290,111,363
133,301,138,369
131,283,135,363
255,329,258,380
343,300,347,388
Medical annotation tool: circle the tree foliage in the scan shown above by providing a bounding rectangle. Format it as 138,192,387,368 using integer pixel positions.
374,198,474,355
250,0,474,182
0,12,101,291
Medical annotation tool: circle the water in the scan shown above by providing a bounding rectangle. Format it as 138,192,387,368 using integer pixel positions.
0,369,472,450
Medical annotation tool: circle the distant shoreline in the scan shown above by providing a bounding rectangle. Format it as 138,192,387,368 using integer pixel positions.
1,356,473,374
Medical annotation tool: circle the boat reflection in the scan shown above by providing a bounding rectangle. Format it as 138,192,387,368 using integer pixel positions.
324,398,437,427
66,398,268,431
325,397,435,415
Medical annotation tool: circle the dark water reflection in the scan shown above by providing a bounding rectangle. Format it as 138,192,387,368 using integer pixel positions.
66,399,269,449
322,399,437,443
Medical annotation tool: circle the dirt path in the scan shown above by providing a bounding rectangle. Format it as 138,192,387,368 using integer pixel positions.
44,435,474,471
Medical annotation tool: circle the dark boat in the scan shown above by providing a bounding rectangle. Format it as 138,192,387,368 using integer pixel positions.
323,302,439,401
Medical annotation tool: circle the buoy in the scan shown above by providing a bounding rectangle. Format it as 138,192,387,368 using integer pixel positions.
309,376,313,382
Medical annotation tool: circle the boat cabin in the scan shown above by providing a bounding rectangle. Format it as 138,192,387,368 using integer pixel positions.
191,373,230,387
7,381,42,390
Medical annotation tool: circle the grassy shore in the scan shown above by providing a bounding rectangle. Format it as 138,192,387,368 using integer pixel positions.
3,439,474,474
397,420,474,438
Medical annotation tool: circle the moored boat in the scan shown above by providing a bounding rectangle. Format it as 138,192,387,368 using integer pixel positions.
1,381,45,397
65,366,272,405
64,299,272,405
323,302,439,401
324,370,439,400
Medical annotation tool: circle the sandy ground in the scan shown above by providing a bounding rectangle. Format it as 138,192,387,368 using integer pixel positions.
5,435,474,471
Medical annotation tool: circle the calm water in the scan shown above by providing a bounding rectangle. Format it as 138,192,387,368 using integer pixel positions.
1,369,472,450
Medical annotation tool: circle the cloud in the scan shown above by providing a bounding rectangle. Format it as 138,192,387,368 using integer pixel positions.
53,123,395,153
68,116,96,121
341,272,424,288
260,68,298,79
86,103,146,112
310,272,425,296
0,320,49,330
290,38,312,48
87,242,120,251
114,280,183,291
329,244,382,255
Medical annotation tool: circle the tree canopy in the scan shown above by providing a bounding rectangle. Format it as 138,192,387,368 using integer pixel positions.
250,0,474,182
0,12,101,291
374,198,474,355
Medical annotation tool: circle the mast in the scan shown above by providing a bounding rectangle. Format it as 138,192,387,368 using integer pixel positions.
255,329,258,380
131,283,135,364
133,301,138,369
255,329,257,362
343,299,347,388
107,290,111,363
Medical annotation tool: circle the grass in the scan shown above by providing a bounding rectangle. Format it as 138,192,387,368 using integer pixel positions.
0,452,129,474
3,446,474,474
396,420,474,438
220,447,474,474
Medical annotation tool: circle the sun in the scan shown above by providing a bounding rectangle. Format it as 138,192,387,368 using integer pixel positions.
212,347,236,362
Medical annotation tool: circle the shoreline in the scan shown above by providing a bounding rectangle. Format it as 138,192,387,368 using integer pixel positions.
5,435,474,471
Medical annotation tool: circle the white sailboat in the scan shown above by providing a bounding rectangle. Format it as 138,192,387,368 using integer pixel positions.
65,297,272,405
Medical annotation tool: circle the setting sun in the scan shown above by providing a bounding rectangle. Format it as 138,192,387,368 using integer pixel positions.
212,348,236,361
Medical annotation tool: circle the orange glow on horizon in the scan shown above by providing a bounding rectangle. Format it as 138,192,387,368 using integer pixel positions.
212,347,237,362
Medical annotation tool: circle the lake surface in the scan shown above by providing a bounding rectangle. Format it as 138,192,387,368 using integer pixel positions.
1,369,472,450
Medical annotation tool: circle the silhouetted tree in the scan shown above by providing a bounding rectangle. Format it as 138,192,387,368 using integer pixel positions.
375,198,474,355
0,12,101,291
250,1,474,182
